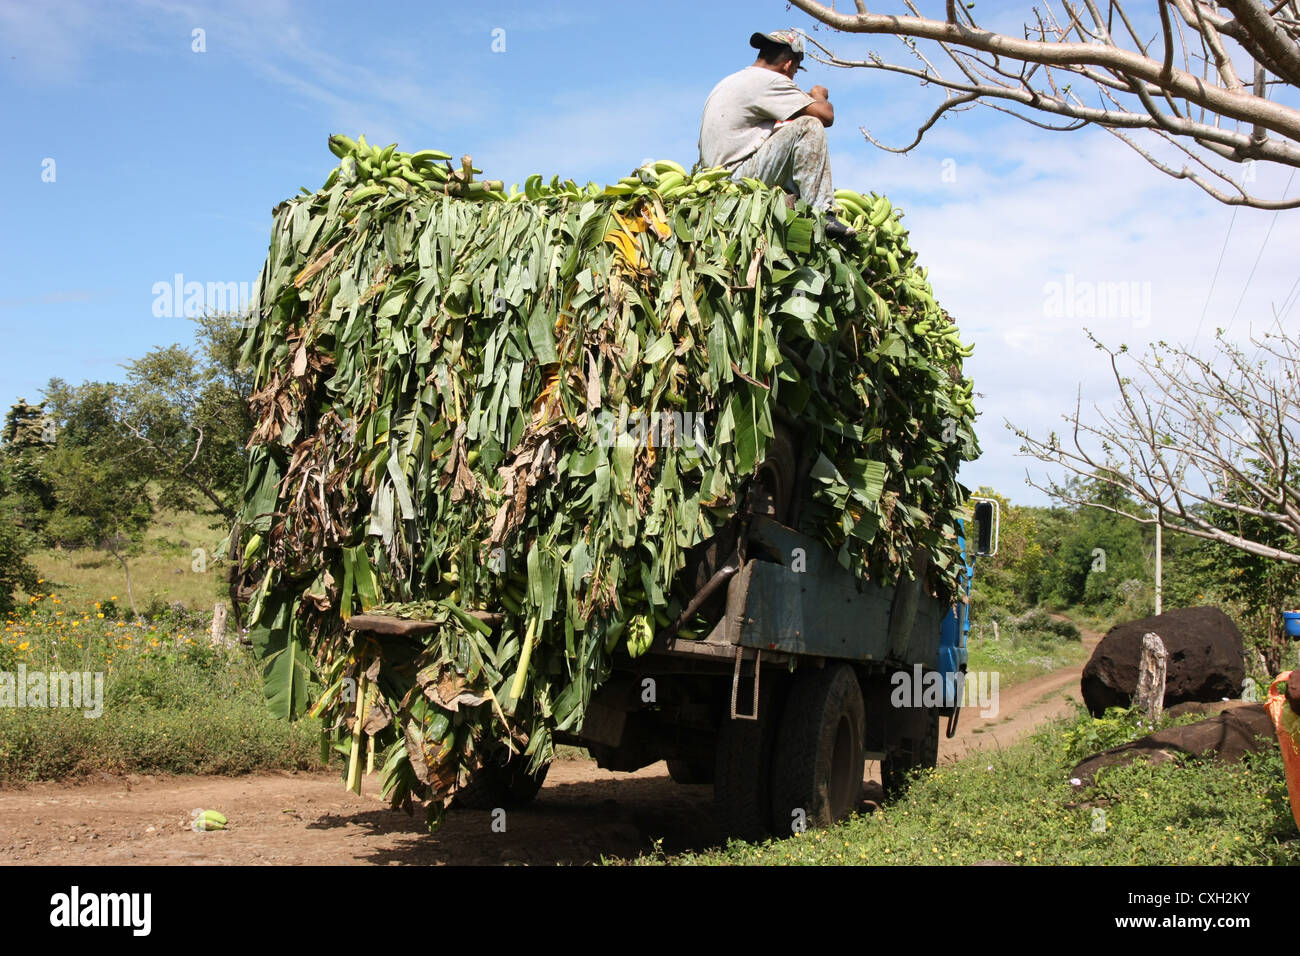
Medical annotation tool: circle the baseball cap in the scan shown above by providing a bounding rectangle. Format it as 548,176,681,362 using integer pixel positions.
750,29,807,70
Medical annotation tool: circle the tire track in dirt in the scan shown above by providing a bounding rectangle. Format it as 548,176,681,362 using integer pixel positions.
938,622,1103,763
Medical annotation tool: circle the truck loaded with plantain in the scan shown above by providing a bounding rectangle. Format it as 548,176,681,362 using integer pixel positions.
229,134,991,839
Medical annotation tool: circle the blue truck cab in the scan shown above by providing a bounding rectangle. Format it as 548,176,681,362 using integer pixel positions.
936,540,972,706
936,499,998,727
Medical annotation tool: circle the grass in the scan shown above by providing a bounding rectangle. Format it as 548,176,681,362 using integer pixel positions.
966,607,1091,687
1066,607,1131,638
648,706,1299,866
0,591,325,783
27,507,231,615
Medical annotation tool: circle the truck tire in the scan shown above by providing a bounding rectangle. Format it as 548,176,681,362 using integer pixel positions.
746,424,798,524
713,696,780,842
769,663,865,834
453,754,550,810
881,709,939,801
667,759,714,785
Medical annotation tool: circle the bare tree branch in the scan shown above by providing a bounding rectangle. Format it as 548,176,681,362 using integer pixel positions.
790,0,1300,208
1009,322,1300,564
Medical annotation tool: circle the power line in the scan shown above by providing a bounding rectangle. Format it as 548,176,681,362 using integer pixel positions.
1276,272,1300,325
1191,207,1236,354
1226,168,1296,334
1281,283,1300,327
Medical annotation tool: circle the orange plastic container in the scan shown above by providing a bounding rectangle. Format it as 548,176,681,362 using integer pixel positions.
1267,671,1300,832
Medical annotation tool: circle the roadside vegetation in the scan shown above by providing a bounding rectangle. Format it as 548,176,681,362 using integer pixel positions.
0,592,323,783
965,608,1087,688
653,706,1299,866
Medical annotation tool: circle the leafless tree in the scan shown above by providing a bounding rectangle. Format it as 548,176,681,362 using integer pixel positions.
1008,321,1300,563
790,0,1300,208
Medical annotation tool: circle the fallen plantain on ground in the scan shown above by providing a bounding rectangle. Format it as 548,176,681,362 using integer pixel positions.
231,136,981,828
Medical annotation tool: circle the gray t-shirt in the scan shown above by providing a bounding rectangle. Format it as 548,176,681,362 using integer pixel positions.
698,66,815,169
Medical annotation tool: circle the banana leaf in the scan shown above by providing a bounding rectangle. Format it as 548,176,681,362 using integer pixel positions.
232,141,982,827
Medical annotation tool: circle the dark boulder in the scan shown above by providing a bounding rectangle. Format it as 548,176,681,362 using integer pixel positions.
1081,606,1244,717
1069,702,1275,786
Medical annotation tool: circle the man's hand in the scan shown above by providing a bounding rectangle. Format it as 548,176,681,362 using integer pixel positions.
796,86,834,127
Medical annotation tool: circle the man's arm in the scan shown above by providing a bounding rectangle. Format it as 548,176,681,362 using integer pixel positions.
794,85,833,127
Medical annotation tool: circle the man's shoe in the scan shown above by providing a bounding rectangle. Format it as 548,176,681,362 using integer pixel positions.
823,213,857,243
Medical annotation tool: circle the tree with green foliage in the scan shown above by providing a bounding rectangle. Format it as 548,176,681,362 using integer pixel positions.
1,399,57,536
2,399,51,448
1005,475,1152,616
0,401,53,613
0,464,40,616
970,480,1155,621
969,486,1048,612
41,442,153,619
17,314,254,615
42,313,252,523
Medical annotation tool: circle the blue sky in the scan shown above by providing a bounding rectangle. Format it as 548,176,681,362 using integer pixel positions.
3,0,1297,503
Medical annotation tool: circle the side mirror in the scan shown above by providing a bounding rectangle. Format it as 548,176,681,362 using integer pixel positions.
971,498,999,557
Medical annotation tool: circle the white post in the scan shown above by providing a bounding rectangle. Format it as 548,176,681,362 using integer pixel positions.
1135,632,1168,725
211,602,229,647
1154,521,1163,615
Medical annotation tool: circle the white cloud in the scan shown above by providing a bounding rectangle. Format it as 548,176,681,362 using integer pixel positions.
823,112,1300,504
1,0,485,134
0,0,129,82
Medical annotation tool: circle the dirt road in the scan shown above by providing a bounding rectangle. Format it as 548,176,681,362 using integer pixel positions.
0,625,1103,865
0,762,717,866
940,622,1103,762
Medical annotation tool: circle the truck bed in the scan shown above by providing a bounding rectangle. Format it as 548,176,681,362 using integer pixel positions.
648,514,948,673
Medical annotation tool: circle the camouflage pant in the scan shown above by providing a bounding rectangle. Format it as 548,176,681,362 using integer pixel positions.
733,115,834,211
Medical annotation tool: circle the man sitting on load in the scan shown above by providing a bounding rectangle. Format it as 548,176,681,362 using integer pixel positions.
698,28,855,242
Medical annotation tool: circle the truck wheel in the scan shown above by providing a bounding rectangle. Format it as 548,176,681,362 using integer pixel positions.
667,759,714,785
713,695,780,842
453,754,550,810
769,663,865,834
747,424,798,524
881,709,939,801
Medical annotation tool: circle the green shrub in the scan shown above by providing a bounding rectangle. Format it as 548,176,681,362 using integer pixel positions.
0,499,39,617
966,607,1090,686
1059,705,1162,764
0,596,326,782
1011,608,1081,640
